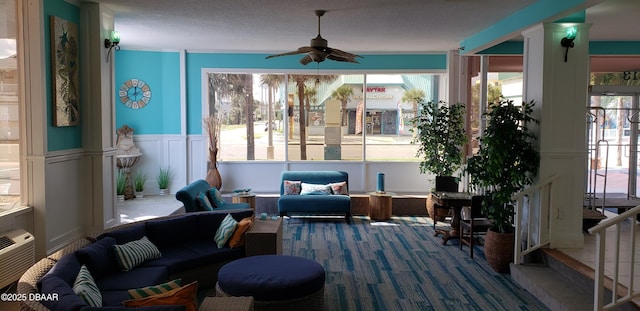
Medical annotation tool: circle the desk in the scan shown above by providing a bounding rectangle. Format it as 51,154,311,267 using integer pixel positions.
431,192,471,245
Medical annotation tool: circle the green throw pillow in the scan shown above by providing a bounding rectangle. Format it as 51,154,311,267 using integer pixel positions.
128,279,182,299
214,213,238,248
207,188,226,207
113,236,162,271
73,265,102,307
197,192,214,211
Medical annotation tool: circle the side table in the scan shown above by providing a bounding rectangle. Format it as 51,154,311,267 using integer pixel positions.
232,193,256,210
368,192,393,221
245,217,283,256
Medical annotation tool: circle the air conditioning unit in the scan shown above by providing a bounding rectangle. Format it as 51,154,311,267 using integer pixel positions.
0,229,35,289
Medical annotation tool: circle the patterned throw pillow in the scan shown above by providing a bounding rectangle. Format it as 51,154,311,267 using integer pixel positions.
214,214,238,248
196,192,214,211
123,281,198,311
73,265,102,307
300,183,332,195
128,279,182,299
228,217,254,248
283,180,302,195
113,236,162,271
329,181,349,195
207,187,226,207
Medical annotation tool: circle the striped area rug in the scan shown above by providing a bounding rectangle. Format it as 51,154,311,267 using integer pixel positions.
282,216,548,311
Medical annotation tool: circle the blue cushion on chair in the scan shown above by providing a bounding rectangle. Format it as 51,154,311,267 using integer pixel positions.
196,192,214,211
207,188,226,207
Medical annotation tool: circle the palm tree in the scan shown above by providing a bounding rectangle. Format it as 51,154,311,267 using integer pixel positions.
401,88,426,119
260,74,282,159
332,85,354,126
289,74,338,160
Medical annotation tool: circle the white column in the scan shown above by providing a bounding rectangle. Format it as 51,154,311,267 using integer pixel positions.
522,22,591,248
80,2,118,230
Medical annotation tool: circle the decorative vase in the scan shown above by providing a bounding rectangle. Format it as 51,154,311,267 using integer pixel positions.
117,194,125,202
135,191,144,199
207,163,222,190
159,188,168,196
484,227,515,273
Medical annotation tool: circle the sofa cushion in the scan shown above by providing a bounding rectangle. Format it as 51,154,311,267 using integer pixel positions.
329,181,349,195
145,214,199,249
279,171,349,195
73,265,102,307
283,180,301,195
95,266,169,292
229,217,253,248
75,236,118,279
207,188,226,207
196,192,214,211
98,222,147,244
123,281,198,311
196,210,254,241
128,279,182,299
300,183,332,195
214,214,238,248
278,194,351,214
39,275,87,311
141,242,244,275
113,236,162,271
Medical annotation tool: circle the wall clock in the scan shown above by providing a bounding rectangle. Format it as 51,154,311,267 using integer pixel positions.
119,79,151,109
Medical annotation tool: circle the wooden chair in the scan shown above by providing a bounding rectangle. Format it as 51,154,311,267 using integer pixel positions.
459,195,492,258
431,176,458,231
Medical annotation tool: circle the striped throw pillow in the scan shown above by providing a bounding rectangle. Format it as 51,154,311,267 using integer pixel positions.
113,236,162,271
214,213,238,248
73,265,102,307
128,279,182,299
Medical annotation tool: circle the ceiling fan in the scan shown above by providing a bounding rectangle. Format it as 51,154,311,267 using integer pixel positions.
265,10,363,65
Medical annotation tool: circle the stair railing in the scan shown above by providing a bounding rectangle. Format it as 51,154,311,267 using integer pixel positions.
588,205,640,311
513,175,558,265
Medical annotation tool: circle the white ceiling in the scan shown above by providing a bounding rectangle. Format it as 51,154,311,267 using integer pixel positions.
89,0,640,54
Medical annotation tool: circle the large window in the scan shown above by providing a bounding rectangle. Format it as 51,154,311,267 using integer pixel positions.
0,0,19,210
208,72,441,162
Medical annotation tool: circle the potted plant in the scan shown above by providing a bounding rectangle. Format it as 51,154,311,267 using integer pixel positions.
412,100,467,221
133,170,147,198
116,169,126,201
465,98,540,273
157,167,171,195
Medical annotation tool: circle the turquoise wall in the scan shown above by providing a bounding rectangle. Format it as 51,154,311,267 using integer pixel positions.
44,0,81,151
115,50,181,134
115,52,447,136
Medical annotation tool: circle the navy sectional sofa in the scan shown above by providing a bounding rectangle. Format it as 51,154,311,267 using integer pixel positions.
278,171,351,223
19,210,254,311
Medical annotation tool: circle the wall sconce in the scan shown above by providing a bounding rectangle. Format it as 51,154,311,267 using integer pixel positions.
104,30,120,61
560,26,577,62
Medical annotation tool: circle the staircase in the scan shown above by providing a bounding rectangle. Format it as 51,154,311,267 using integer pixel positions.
511,248,640,311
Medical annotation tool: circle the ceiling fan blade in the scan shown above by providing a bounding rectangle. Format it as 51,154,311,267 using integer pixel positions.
265,46,315,59
326,48,363,63
300,55,314,65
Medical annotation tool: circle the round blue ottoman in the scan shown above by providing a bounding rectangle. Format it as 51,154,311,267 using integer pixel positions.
216,255,325,311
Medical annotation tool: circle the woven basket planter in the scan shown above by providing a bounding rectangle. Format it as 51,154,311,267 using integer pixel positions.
484,228,514,273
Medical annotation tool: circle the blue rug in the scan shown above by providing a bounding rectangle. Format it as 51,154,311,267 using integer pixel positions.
282,216,548,311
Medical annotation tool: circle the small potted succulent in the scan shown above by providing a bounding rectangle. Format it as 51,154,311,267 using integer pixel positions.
116,169,126,201
133,170,147,198
157,167,171,195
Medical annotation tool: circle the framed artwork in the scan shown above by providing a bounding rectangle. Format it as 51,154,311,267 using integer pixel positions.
50,16,79,127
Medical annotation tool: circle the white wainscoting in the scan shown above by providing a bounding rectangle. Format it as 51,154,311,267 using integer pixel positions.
133,135,187,195
45,151,86,254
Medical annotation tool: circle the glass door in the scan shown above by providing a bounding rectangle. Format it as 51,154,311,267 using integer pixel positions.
588,91,639,199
